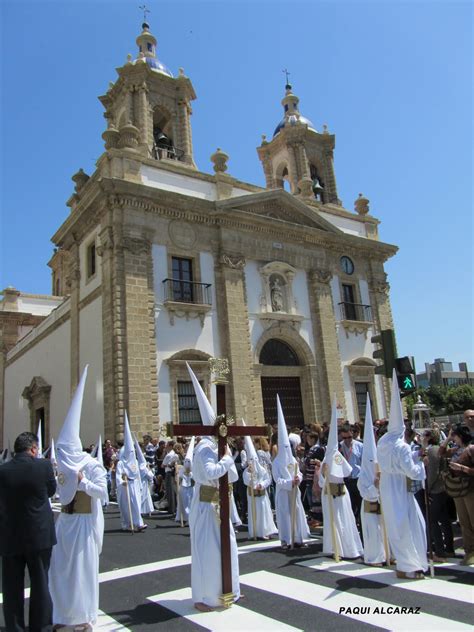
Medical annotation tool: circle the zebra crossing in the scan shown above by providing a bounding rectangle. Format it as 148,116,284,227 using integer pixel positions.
103,544,473,631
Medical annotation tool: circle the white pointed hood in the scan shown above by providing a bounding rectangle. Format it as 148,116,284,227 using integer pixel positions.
56,365,95,504
49,438,57,466
387,368,405,436
272,395,296,478
133,432,149,477
120,411,139,479
358,394,378,500
323,394,352,478
36,420,43,458
93,435,103,467
184,436,195,468
242,420,266,479
186,362,215,426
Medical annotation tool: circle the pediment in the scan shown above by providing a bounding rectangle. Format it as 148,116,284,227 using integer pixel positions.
216,190,341,234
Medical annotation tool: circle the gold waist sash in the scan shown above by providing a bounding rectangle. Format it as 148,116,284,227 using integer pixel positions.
247,487,266,497
325,482,346,497
364,500,381,514
199,485,219,503
61,491,92,514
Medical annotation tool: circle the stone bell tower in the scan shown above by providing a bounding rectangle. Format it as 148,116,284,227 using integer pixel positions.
257,82,340,204
98,20,197,167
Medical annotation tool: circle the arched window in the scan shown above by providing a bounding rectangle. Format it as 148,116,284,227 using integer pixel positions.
260,339,300,366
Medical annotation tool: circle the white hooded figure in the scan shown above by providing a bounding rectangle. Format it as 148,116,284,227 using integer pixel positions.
357,395,386,565
116,412,145,531
377,370,427,578
271,396,309,549
133,433,154,515
49,365,108,628
176,436,195,525
92,435,108,508
186,363,240,610
242,424,277,539
319,395,363,559
36,420,43,458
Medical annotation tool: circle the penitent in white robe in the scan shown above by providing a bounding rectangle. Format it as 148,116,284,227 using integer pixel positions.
357,474,386,565
50,460,108,626
116,460,144,530
319,471,363,559
377,434,428,573
189,439,240,607
272,462,310,545
140,467,154,515
243,466,277,539
176,469,194,524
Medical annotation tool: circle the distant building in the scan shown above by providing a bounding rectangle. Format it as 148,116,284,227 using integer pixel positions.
417,358,474,389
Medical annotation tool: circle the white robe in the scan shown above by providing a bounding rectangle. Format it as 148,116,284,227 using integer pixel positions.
243,466,277,538
272,461,310,545
377,434,428,573
319,471,363,559
176,469,194,523
50,460,108,626
139,466,154,515
116,460,144,530
357,476,386,565
189,439,240,607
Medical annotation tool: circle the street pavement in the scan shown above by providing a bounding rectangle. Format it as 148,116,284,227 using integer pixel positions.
1,503,473,631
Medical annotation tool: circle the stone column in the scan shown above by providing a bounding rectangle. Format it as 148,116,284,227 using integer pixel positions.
286,145,300,194
323,148,339,204
308,269,345,421
138,83,149,153
177,99,193,166
122,233,159,438
215,253,261,423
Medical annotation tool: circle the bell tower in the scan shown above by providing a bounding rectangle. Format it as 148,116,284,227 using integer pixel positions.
257,82,340,204
99,20,197,167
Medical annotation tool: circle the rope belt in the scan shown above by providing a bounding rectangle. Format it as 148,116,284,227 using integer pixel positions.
61,491,92,514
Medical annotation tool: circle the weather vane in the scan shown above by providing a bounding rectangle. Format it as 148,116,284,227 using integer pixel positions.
282,68,291,86
139,4,150,22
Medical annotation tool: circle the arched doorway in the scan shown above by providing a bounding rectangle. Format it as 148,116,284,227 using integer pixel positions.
259,339,305,427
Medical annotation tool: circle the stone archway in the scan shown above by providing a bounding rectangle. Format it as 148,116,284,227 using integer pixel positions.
22,376,51,447
255,324,317,427
165,349,212,423
347,357,379,423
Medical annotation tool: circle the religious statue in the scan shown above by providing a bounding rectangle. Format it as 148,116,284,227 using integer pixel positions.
271,278,284,312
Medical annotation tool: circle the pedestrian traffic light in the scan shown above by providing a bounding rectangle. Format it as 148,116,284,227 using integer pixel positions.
395,356,416,397
371,329,397,378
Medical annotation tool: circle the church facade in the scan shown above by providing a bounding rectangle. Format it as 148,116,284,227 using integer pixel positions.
1,22,398,447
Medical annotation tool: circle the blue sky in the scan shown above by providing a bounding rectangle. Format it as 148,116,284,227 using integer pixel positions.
1,0,472,370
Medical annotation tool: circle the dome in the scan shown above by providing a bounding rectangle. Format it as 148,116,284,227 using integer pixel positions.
145,56,173,77
273,114,317,137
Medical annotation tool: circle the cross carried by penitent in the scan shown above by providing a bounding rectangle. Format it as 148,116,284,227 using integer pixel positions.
170,361,265,608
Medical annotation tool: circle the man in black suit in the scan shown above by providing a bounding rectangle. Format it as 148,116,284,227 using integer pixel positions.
0,432,57,632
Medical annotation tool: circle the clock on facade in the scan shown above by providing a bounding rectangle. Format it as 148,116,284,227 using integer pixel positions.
340,256,354,275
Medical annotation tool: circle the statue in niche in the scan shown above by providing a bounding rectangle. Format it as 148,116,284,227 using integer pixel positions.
271,278,285,312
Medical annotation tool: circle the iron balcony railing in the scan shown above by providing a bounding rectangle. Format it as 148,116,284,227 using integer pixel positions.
338,302,372,322
163,279,212,305
152,142,185,162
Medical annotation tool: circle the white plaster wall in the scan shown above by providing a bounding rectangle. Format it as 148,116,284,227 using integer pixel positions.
16,296,63,316
79,226,102,301
142,165,217,200
319,211,367,237
152,246,221,420
79,297,104,445
4,320,71,449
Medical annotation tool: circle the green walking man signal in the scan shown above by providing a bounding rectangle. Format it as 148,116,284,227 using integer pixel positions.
403,376,414,390
395,356,417,396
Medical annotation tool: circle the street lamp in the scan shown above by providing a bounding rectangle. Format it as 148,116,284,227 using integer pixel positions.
412,395,430,430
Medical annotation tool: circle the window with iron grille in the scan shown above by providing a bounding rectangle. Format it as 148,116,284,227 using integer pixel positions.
177,380,202,423
355,382,371,422
260,339,300,366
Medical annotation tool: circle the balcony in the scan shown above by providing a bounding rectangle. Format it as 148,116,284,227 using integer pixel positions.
338,302,373,337
162,279,212,327
152,141,185,162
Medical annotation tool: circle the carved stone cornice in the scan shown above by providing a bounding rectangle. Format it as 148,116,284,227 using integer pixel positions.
373,281,390,295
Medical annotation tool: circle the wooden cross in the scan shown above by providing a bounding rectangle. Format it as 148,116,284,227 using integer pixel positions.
171,417,264,607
